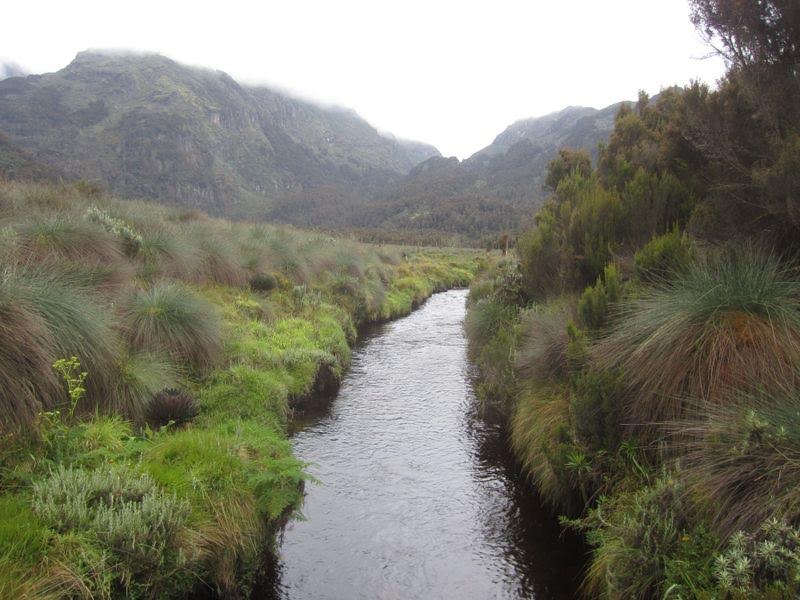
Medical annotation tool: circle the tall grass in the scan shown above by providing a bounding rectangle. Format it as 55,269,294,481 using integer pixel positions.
596,245,800,427
680,385,800,537
122,282,222,372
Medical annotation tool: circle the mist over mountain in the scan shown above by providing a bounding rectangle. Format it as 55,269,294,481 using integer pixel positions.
0,51,438,215
0,50,624,241
0,61,26,80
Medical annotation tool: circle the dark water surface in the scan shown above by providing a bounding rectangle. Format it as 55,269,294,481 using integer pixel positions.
260,290,583,599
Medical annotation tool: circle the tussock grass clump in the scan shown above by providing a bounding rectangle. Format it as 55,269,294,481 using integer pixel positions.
516,302,573,381
16,215,125,265
681,386,800,537
511,385,579,511
192,229,248,286
122,282,222,372
0,269,120,422
597,246,800,426
112,351,179,421
0,291,59,428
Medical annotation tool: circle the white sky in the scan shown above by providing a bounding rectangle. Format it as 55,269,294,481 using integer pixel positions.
1,0,725,158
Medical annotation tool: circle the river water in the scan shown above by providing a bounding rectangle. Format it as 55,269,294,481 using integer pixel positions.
260,289,583,599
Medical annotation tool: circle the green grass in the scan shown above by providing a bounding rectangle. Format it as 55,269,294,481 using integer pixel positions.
0,179,479,598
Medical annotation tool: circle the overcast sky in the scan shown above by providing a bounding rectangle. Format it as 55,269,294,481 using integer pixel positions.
2,0,725,158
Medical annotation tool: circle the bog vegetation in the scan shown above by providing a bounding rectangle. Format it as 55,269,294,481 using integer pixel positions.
0,179,478,598
467,1,800,598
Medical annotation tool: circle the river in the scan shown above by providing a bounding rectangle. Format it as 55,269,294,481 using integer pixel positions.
258,289,583,599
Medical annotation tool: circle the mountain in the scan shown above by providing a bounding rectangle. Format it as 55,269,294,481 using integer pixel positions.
0,50,625,242
0,61,25,81
269,102,626,240
471,103,622,161
0,51,437,215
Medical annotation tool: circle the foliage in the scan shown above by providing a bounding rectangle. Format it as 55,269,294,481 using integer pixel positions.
249,272,278,293
31,465,194,597
122,281,222,372
577,263,622,331
596,245,800,427
682,386,800,537
574,472,718,600
146,389,199,429
714,518,800,598
634,228,694,283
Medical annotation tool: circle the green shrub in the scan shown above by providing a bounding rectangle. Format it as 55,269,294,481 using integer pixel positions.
32,465,194,597
714,518,800,597
635,229,694,283
576,472,718,599
122,282,222,372
578,263,622,331
571,369,624,452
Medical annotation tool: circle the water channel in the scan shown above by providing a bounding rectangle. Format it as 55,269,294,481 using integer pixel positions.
260,289,583,599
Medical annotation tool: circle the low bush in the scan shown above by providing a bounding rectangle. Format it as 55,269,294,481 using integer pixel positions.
32,465,194,597
714,518,800,597
577,262,622,331
634,228,694,283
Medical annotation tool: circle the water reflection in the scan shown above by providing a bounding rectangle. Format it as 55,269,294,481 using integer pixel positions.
257,290,583,599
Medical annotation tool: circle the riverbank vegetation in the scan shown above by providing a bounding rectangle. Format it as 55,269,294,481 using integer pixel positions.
0,178,478,598
466,2,800,597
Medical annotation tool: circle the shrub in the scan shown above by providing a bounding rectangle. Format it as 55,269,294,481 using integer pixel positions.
635,228,694,283
682,386,800,537
84,205,143,257
577,263,622,331
122,282,222,372
249,272,277,293
596,245,800,427
571,369,624,452
146,389,199,429
32,465,194,597
576,472,718,599
714,518,800,597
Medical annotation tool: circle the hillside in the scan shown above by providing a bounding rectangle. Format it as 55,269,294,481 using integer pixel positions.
0,61,25,80
0,51,438,215
268,102,625,240
0,51,623,241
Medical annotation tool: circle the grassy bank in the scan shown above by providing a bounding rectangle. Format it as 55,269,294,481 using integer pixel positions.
0,179,479,598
